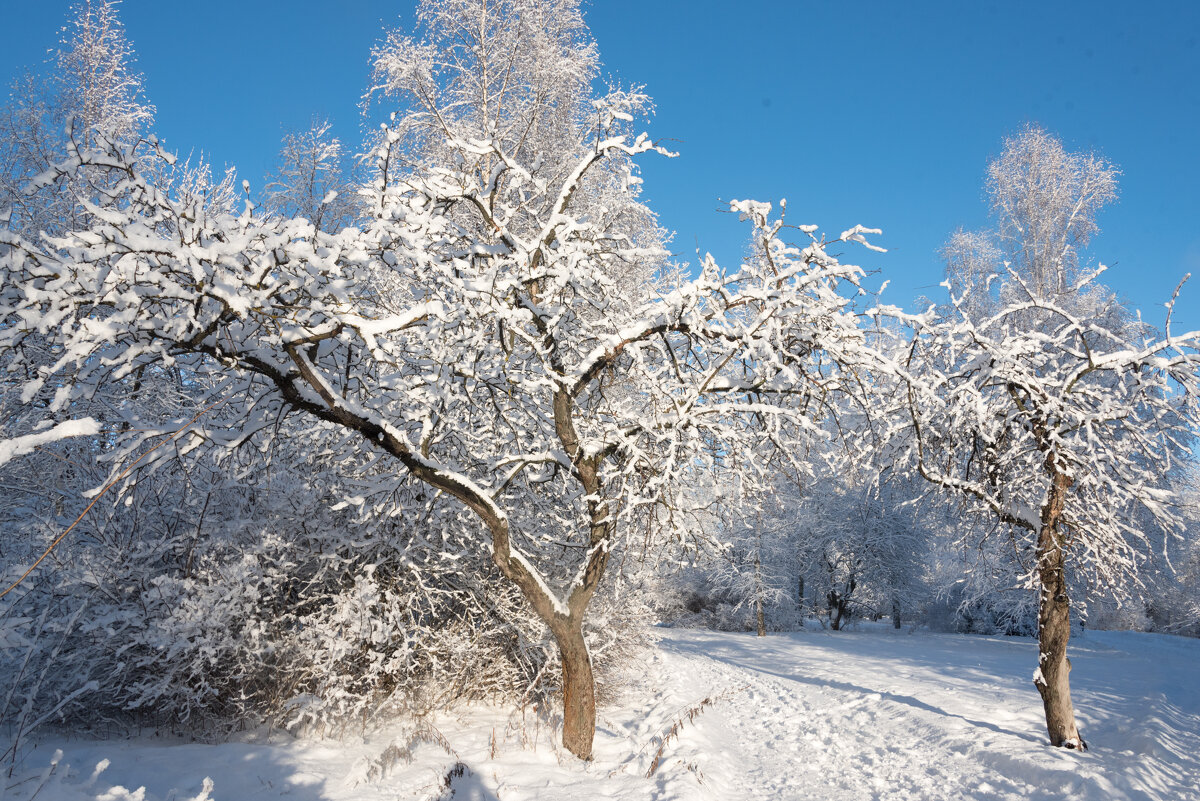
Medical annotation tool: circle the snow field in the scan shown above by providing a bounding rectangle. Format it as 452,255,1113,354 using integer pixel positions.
663,627,1200,800
4,626,1198,801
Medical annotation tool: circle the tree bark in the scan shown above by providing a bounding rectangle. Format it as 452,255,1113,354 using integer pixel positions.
553,622,596,760
1033,474,1086,750
892,598,902,629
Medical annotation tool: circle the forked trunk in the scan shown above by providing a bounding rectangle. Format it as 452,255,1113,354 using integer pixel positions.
554,622,596,760
1033,474,1086,750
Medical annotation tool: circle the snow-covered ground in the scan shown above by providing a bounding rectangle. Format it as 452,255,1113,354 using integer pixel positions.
4,626,1198,801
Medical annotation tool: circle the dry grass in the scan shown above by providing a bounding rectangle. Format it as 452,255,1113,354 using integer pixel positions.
643,684,747,778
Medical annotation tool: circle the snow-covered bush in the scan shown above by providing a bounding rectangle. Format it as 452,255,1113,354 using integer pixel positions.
1,434,657,738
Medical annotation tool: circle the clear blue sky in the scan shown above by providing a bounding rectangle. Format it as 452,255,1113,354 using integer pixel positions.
3,0,1199,330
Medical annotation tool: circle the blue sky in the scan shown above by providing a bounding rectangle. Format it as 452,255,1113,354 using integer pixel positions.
3,0,1199,329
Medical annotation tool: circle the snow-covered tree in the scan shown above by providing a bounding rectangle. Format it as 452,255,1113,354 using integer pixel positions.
263,118,357,233
892,272,1200,750
701,483,802,636
0,140,882,758
365,0,669,305
782,466,930,631
888,127,1200,750
986,124,1117,304
941,124,1119,324
0,2,885,761
0,0,155,239
0,0,166,651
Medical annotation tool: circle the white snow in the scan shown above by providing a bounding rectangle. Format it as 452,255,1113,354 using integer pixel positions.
0,418,101,468
839,224,888,253
6,626,1199,801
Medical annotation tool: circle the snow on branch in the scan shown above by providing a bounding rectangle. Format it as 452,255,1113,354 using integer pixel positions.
0,419,101,469
888,269,1200,594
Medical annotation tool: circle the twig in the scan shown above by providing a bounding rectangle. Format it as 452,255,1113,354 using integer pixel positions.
0,399,226,601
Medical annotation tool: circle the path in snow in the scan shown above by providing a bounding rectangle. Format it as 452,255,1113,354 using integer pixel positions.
657,627,1200,801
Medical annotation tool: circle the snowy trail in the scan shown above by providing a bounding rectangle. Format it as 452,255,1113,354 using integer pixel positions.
657,628,1200,801
5,626,1199,801
659,629,1043,800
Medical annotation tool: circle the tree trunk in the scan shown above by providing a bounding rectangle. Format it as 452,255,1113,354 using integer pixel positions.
892,598,902,629
1033,476,1086,750
754,551,766,636
554,623,596,760
797,574,805,611
828,590,844,630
